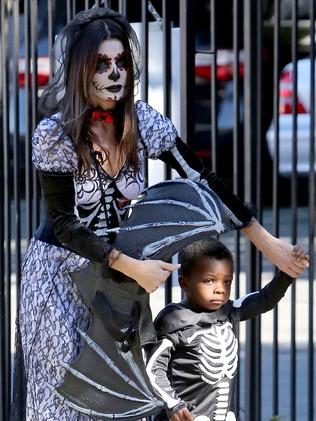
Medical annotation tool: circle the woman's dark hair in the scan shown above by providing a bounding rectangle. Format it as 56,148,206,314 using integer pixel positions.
179,238,234,276
39,7,141,173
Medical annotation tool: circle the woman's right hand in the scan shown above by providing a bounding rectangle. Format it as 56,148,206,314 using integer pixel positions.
130,259,181,293
109,250,180,293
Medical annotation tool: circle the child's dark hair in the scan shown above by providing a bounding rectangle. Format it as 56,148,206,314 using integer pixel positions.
179,238,234,276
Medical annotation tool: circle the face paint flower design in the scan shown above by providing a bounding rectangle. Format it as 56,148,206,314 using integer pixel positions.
90,39,128,105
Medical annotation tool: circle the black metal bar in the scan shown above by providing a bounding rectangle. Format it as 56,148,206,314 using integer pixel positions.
290,2,298,420
243,1,260,419
272,0,281,415
13,0,22,303
232,0,242,413
161,0,172,305
0,4,3,415
255,2,263,419
140,0,149,186
307,3,315,421
73,0,77,15
141,0,149,103
67,0,71,22
210,0,217,173
162,0,171,120
31,0,40,231
25,0,33,243
0,2,8,419
162,0,171,183
1,0,12,418
48,0,55,80
179,0,195,145
118,0,126,15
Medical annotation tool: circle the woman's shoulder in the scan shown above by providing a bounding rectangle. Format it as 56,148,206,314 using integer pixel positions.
34,113,68,140
32,113,77,172
135,99,166,121
134,100,178,158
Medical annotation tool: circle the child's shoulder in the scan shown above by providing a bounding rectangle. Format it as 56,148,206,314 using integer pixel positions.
154,302,200,336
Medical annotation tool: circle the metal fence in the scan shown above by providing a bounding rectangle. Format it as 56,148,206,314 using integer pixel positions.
0,0,315,420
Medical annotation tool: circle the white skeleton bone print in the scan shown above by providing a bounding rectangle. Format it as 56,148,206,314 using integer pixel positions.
187,322,238,421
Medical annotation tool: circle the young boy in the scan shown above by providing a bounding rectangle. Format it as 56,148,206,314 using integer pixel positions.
146,239,308,421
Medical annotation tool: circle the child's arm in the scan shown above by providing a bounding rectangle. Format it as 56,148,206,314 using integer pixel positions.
146,337,193,421
234,244,308,321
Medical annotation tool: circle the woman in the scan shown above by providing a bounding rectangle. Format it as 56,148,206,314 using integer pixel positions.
13,7,308,421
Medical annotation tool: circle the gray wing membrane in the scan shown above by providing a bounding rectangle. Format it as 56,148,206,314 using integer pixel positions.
55,179,239,419
113,179,240,260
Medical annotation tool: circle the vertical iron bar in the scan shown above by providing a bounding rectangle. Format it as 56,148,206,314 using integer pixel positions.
290,2,298,420
179,0,195,145
162,0,171,120
308,2,315,420
162,0,171,181
162,0,172,305
13,0,22,306
48,0,56,80
31,0,40,231
255,3,263,419
0,1,9,418
67,0,71,22
118,0,126,15
25,0,33,243
210,0,217,173
2,0,12,418
243,1,260,419
141,0,149,186
272,0,280,415
0,3,3,414
232,0,241,414
141,0,149,103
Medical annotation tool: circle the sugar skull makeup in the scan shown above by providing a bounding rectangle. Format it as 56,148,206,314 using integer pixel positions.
91,39,128,104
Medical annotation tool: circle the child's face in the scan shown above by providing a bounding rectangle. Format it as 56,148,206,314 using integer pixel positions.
180,257,233,311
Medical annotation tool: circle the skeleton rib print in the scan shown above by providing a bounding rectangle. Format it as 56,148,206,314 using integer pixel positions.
187,322,238,420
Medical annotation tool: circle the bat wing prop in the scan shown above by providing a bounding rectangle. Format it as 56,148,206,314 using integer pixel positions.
55,179,242,420
112,178,243,261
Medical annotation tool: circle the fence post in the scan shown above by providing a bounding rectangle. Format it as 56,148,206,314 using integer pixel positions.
180,0,195,144
243,1,261,420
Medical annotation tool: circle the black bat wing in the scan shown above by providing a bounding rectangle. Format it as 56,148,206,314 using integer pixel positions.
54,264,164,420
54,179,241,419
113,179,242,260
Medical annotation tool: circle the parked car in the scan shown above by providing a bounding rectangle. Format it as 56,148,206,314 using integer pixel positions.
266,58,316,176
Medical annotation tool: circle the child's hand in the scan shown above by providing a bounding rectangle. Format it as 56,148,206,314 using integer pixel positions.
292,244,310,271
170,406,194,421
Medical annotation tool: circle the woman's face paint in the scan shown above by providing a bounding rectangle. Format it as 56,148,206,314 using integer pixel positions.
90,39,128,106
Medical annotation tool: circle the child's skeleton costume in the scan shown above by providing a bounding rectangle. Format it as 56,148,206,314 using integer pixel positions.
147,271,293,421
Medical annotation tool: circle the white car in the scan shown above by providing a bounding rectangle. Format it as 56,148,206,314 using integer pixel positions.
266,58,316,176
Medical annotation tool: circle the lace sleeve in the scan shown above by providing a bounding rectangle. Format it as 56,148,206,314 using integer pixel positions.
32,115,77,173
135,100,177,159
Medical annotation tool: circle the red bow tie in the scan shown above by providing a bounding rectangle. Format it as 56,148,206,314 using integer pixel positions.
91,110,113,123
